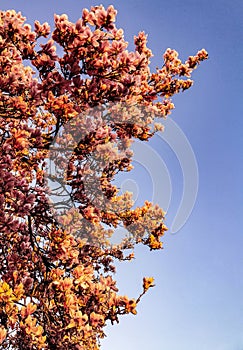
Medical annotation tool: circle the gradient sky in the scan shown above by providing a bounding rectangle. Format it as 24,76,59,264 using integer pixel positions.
1,1,242,349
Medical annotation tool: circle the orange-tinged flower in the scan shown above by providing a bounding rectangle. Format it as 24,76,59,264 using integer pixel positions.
143,277,155,291
34,20,50,37
126,299,137,315
12,129,30,151
24,315,37,335
35,325,44,336
13,283,24,300
90,312,104,327
60,277,73,290
0,327,7,344
65,319,76,329
21,303,37,318
147,234,163,250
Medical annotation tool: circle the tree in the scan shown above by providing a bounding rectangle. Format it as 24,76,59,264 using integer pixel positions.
0,5,208,349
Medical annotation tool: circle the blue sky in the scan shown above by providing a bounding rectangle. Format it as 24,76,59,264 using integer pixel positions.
1,1,243,349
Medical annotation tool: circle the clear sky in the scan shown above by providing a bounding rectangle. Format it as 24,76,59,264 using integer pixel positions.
1,1,243,349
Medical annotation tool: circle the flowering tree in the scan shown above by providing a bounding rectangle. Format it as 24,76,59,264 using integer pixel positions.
0,5,207,349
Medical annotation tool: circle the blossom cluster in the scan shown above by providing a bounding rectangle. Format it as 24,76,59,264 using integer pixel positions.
0,6,207,349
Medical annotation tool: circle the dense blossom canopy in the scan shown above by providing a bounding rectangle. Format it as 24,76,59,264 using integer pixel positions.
0,5,207,349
